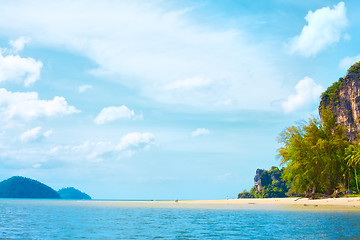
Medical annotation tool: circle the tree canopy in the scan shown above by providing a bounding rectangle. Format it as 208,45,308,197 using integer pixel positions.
278,108,351,198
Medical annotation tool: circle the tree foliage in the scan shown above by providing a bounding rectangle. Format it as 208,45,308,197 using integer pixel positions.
238,166,290,198
278,108,350,198
345,144,360,193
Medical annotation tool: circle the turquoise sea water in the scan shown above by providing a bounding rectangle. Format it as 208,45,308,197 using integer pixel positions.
1,199,360,239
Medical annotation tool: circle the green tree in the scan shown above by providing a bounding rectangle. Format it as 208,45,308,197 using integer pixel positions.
278,108,349,198
238,166,289,198
345,144,360,193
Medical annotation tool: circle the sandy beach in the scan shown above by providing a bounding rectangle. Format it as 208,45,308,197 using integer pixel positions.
178,197,360,206
86,197,360,211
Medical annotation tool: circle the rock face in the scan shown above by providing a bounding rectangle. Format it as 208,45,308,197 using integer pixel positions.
319,61,360,142
0,176,61,199
238,166,289,198
58,187,91,200
254,169,265,192
254,167,283,192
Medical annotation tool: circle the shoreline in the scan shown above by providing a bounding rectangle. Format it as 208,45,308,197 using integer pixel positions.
178,197,360,206
85,197,360,211
3,197,360,211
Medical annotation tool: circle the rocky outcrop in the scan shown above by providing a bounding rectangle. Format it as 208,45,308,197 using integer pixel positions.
319,61,360,142
254,169,265,192
238,166,289,198
254,167,283,193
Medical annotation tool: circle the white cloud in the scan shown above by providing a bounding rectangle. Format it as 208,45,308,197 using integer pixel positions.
0,0,286,110
67,141,113,162
339,55,360,70
78,84,93,93
289,2,347,57
0,51,43,87
0,132,156,167
9,36,30,53
116,132,155,157
164,76,211,91
43,129,53,137
0,88,79,121
191,128,210,137
94,105,141,124
282,77,324,113
20,126,53,142
65,132,155,160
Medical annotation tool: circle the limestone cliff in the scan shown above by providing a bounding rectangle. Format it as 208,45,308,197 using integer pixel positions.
253,167,283,192
319,61,360,142
254,169,265,192
238,166,289,198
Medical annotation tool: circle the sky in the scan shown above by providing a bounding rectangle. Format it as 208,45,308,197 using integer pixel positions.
0,0,359,200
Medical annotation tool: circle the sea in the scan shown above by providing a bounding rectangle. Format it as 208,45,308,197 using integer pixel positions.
1,199,360,239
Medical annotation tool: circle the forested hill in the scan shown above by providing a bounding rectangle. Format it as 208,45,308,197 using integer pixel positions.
0,176,60,199
58,187,91,200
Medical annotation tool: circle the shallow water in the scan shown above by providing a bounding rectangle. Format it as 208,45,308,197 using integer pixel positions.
1,199,360,239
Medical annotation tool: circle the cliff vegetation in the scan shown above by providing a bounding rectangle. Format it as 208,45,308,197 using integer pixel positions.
319,61,360,142
238,166,290,198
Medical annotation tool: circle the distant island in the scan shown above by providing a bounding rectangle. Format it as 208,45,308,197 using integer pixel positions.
240,61,360,199
0,176,91,200
0,176,61,199
58,187,91,200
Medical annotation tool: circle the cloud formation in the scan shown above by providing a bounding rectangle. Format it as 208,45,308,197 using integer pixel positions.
9,36,30,53
94,105,141,124
191,128,210,137
0,88,79,121
78,84,93,93
20,126,53,142
339,55,360,70
0,132,156,168
0,51,43,87
282,77,324,113
289,2,347,57
0,0,285,110
62,132,155,161
116,132,155,157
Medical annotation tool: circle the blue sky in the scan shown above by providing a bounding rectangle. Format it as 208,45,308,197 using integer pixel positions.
0,0,358,199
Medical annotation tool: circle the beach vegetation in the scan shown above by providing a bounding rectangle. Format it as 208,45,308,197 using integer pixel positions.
278,108,355,198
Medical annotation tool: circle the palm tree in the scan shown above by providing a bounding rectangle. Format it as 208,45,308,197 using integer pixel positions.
345,145,360,193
